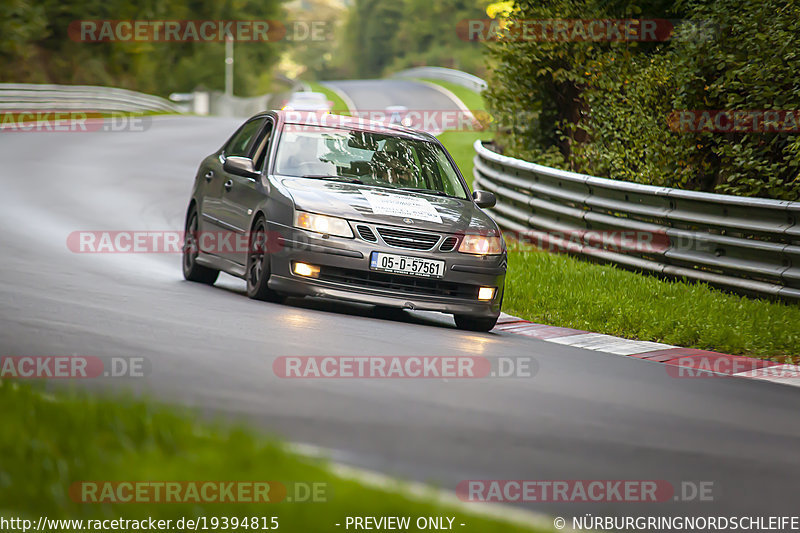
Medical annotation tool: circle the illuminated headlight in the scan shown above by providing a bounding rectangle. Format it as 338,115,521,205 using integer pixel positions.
294,211,353,238
477,287,496,300
458,235,503,255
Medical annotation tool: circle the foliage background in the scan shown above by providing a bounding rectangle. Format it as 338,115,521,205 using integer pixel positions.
484,0,800,200
327,0,492,80
0,0,284,96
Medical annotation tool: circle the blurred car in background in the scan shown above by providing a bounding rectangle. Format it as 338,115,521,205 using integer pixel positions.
282,91,332,112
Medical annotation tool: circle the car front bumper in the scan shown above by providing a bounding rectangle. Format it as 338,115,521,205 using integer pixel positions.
266,223,506,318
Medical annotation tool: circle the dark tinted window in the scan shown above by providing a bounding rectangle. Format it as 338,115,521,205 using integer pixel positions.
224,119,265,157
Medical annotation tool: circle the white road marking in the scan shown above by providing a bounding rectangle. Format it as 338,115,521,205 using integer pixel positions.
497,316,799,390
732,364,800,388
286,442,575,532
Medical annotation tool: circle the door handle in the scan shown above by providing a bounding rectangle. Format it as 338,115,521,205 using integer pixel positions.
204,170,214,181
224,179,233,191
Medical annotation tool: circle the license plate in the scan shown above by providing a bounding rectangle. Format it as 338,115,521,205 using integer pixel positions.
370,252,445,278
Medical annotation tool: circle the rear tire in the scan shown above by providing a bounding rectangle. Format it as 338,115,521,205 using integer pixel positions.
246,217,285,303
183,207,219,285
454,314,498,332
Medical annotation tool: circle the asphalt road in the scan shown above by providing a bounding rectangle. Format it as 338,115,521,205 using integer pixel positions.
323,79,464,115
1,80,799,521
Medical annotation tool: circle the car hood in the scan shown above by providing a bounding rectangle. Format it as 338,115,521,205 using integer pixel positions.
277,176,499,235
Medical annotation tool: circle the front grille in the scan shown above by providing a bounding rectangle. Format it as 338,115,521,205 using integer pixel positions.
377,227,440,251
356,225,377,242
318,266,479,299
439,236,458,252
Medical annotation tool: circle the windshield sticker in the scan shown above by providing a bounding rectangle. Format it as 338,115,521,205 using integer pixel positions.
361,191,443,223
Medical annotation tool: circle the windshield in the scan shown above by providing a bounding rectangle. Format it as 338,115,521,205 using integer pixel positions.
274,126,468,199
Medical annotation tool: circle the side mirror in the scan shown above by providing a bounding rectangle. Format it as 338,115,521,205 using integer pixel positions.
472,190,496,208
223,156,260,179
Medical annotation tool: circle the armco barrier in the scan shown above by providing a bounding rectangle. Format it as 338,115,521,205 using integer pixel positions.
0,83,183,114
473,140,800,300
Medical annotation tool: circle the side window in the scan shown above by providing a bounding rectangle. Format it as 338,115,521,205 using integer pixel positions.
252,120,274,172
224,119,265,158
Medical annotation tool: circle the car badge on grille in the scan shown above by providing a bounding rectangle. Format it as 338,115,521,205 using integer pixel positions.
403,218,414,225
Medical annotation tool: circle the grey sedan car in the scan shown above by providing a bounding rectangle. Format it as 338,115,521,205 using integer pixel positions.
182,110,506,331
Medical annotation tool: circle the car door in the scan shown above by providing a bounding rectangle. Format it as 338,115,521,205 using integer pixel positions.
217,117,274,265
200,117,266,259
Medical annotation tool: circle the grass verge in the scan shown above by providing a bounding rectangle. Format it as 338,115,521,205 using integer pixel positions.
415,79,490,189
308,81,352,116
1,381,550,532
503,247,800,363
438,130,492,190
418,79,800,362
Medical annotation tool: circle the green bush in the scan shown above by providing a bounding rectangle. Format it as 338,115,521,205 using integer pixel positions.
333,0,491,79
0,0,283,96
485,0,800,200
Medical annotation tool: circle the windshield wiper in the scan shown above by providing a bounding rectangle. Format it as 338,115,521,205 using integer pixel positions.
302,175,363,184
398,187,456,198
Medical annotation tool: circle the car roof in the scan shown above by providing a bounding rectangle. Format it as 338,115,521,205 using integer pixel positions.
267,110,435,142
289,92,327,100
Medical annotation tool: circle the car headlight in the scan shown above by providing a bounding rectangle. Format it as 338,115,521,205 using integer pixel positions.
458,235,503,255
294,211,353,238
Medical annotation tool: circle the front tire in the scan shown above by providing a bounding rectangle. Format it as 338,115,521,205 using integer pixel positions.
454,314,498,332
183,207,219,285
246,217,285,303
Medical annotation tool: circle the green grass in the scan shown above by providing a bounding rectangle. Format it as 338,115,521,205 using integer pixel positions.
415,79,490,190
418,79,800,362
439,130,491,190
504,247,800,362
0,381,550,532
308,81,352,116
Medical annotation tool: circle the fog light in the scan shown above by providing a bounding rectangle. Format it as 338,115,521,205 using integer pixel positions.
293,262,320,278
477,287,496,300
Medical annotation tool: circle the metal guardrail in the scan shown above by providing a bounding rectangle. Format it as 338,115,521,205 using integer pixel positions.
393,67,487,93
206,91,281,118
169,74,305,117
0,83,183,114
473,140,800,300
